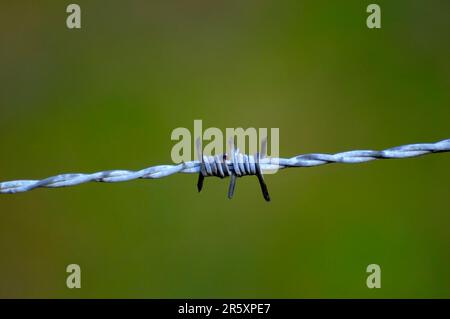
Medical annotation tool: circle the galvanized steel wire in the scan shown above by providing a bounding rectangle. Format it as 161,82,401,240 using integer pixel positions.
1,138,449,200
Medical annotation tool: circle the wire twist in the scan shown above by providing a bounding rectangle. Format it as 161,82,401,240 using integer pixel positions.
196,138,270,201
1,138,449,200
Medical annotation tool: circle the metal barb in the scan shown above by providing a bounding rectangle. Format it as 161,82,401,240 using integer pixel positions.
196,137,205,193
197,138,271,201
255,152,270,202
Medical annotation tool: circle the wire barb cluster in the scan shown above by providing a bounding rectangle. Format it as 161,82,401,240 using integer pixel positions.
196,138,270,201
1,138,449,200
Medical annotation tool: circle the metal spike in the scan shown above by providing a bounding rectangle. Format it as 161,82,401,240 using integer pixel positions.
228,174,237,199
260,137,267,158
196,137,205,192
255,152,271,201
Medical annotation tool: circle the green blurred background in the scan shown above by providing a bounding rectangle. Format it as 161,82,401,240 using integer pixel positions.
0,0,449,298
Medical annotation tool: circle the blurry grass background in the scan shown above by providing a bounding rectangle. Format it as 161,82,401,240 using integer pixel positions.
0,0,449,298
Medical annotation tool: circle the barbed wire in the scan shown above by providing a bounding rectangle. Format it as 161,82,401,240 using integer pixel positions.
1,138,449,201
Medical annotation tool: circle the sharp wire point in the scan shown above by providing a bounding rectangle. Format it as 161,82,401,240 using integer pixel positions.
261,137,267,159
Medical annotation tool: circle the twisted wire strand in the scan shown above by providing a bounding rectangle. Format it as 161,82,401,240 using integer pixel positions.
1,138,449,194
